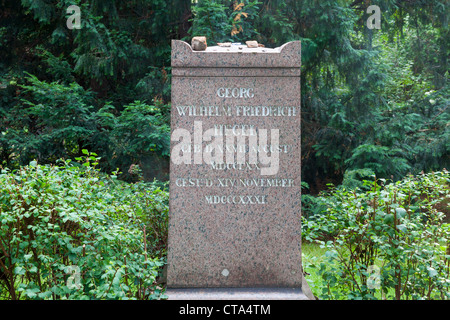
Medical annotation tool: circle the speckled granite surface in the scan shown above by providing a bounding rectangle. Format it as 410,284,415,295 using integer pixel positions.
171,40,302,68
168,40,312,299
165,287,310,300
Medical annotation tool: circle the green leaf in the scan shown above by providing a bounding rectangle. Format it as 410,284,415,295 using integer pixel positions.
384,214,394,224
25,288,40,298
82,149,89,155
14,266,26,275
38,291,53,299
427,267,438,277
395,207,407,218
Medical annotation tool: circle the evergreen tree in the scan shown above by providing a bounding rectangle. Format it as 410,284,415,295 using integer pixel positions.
0,0,447,188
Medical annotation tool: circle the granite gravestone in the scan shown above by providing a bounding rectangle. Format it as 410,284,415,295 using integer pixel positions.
166,40,313,300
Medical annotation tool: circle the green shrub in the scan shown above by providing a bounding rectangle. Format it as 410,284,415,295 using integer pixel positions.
110,174,169,258
0,158,166,300
304,170,450,300
96,100,171,182
1,73,97,168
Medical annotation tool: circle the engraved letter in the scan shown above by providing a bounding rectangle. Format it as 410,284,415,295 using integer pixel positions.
217,88,225,98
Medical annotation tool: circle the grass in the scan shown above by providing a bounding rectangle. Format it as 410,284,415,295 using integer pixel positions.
302,241,328,297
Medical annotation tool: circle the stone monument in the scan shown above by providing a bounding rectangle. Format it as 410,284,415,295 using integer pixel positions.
166,40,313,300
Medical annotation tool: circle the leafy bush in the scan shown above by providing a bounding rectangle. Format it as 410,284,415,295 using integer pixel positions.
97,100,170,182
0,158,167,300
303,170,450,300
109,172,169,258
341,168,376,190
0,73,171,182
1,73,97,167
345,144,411,181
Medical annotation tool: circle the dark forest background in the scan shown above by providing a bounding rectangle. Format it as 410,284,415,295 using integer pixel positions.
1,0,448,194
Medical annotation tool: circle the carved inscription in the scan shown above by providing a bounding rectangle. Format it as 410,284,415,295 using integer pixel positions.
172,87,296,205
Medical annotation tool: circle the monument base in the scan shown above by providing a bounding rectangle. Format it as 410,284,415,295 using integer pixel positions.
165,287,314,300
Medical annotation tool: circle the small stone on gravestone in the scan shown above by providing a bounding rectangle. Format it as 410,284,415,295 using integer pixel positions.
217,42,232,47
191,36,207,51
245,40,258,48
